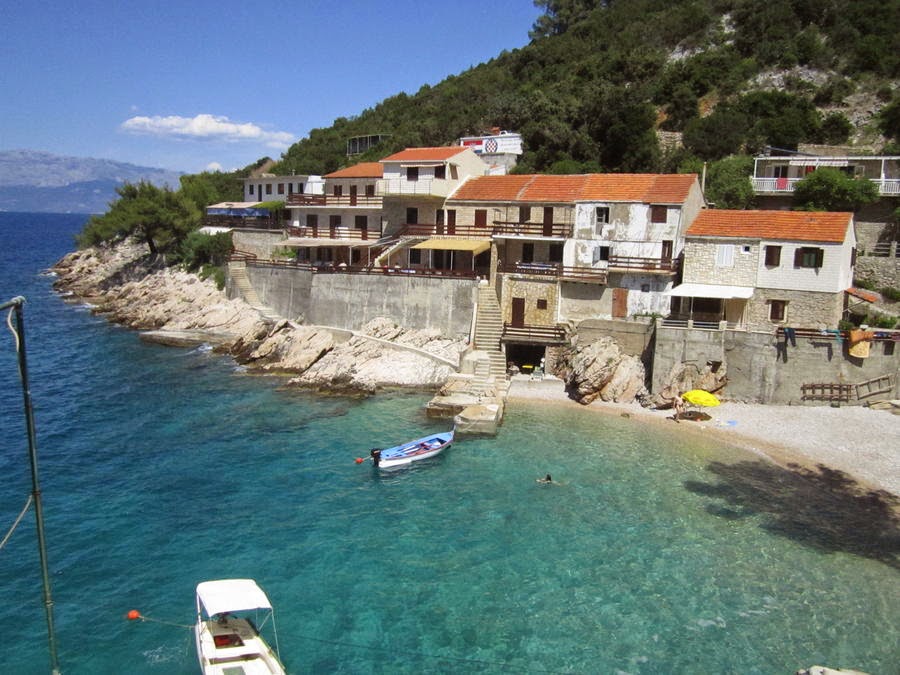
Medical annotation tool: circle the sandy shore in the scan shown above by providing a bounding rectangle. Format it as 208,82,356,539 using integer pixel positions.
508,376,900,497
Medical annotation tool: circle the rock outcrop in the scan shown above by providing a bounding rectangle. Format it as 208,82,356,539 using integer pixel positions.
557,337,648,405
52,239,466,394
647,361,728,409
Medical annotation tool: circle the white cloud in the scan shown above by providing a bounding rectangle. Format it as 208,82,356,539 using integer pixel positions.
206,161,223,172
120,113,294,149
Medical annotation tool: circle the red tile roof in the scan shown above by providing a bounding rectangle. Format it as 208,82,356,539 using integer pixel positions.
450,173,697,204
381,147,469,162
846,287,880,303
686,209,853,243
324,162,383,179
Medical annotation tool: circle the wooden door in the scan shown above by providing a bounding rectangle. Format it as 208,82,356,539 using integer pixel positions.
612,288,628,318
543,207,553,237
661,240,673,260
447,209,456,235
349,184,357,206
511,297,526,327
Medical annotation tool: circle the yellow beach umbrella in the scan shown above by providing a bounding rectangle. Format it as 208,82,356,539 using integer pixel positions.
681,389,721,407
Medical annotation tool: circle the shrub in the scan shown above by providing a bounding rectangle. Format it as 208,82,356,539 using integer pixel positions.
879,287,900,302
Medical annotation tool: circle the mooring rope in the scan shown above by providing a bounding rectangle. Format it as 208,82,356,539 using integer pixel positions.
6,305,20,354
0,495,33,551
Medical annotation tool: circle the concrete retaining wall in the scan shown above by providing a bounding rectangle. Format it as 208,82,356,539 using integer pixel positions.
573,319,654,360
232,229,286,258
240,263,478,337
652,325,900,404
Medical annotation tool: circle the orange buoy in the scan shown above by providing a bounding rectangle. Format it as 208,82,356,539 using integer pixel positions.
355,457,364,464
127,610,141,621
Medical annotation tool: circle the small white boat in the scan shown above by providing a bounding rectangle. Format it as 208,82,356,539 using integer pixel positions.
368,430,454,470
194,578,286,675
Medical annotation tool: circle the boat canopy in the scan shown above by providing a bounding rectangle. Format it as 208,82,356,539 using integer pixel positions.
196,579,273,616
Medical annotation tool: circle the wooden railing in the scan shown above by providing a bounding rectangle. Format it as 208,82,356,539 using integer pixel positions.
242,259,477,279
502,323,568,344
204,215,282,230
493,221,572,238
286,226,379,240
285,194,382,207
499,262,607,283
801,383,852,402
608,255,678,272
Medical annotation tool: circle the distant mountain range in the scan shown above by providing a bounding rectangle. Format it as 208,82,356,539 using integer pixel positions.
0,150,182,214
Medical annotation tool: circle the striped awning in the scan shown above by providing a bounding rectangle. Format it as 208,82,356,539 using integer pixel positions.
411,239,490,255
665,283,754,299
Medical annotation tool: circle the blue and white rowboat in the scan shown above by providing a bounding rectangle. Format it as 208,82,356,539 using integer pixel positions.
369,431,454,470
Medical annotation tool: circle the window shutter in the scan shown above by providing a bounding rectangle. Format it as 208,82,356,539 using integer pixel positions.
794,248,803,267
816,249,824,267
716,244,734,267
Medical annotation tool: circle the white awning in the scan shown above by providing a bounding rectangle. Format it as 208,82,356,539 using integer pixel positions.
196,579,272,616
666,283,754,299
788,159,848,167
411,238,490,255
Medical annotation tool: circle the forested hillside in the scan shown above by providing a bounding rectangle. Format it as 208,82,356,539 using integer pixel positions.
272,0,900,181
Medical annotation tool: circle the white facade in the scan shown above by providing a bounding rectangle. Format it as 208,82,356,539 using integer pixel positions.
244,174,324,202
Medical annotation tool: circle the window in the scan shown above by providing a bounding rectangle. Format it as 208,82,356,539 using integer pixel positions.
764,245,782,267
519,206,531,223
329,215,341,227
741,245,751,254
406,207,418,225
522,243,534,263
249,184,255,195
593,246,610,263
434,165,446,180
333,185,343,197
715,244,734,268
595,206,610,224
641,284,650,293
474,209,487,228
306,214,318,228
549,243,563,263
885,341,895,356
265,184,272,195
650,205,667,223
794,247,824,268
536,299,548,310
298,183,304,194
406,167,419,182
409,248,422,265
365,184,375,197
278,183,285,195
355,215,367,230
769,300,787,322
288,183,294,195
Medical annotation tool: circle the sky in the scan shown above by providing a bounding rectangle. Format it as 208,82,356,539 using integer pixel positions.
0,1,542,174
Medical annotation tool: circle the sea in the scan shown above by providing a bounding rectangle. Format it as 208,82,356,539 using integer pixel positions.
0,211,897,674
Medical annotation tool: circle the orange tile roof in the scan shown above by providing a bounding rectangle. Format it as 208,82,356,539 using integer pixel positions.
847,287,879,303
324,162,383,179
686,209,852,243
381,146,469,162
450,173,697,204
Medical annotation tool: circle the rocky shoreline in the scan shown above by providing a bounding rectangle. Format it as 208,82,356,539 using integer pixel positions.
51,240,466,395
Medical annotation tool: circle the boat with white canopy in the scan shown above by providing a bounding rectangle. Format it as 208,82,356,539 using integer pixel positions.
194,579,286,675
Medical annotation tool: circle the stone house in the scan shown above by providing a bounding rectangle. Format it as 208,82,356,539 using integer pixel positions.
283,162,384,266
674,209,856,331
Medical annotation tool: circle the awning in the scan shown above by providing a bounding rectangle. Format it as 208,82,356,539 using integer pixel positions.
196,579,272,616
282,237,380,248
666,283,754,299
788,159,848,167
411,238,490,255
206,201,269,217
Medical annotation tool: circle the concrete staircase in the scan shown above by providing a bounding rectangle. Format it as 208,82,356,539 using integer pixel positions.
228,261,279,321
474,285,508,382
373,237,421,267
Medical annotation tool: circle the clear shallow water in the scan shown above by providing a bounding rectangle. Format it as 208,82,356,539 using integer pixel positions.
0,212,897,674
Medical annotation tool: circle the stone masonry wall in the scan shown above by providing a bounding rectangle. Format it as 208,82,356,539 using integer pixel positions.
746,288,845,331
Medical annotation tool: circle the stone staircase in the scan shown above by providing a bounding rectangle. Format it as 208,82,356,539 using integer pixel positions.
228,261,279,321
474,285,508,382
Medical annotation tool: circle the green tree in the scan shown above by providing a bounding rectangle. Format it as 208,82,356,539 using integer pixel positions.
878,95,900,143
792,168,879,212
705,155,756,210
77,182,199,255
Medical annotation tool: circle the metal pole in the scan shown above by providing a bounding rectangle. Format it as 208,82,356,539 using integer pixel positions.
3,297,62,674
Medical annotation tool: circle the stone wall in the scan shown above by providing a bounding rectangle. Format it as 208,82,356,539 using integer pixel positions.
855,254,900,289
652,323,900,404
239,263,478,337
499,275,558,324
573,318,654,360
746,288,845,331
232,229,286,259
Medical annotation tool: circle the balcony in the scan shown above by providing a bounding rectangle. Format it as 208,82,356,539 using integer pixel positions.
377,178,456,198
500,261,607,284
285,194,382,208
752,176,900,196
493,220,573,238
286,225,379,240
607,255,678,273
501,322,568,345
397,223,493,238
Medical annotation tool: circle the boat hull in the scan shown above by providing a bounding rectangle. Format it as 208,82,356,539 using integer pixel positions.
371,431,453,470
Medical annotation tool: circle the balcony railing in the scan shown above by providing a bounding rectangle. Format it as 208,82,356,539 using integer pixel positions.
397,223,493,238
204,215,282,230
752,177,900,195
377,178,455,197
285,194,382,207
493,221,573,238
500,261,607,284
286,225,379,240
239,257,477,279
607,255,678,272
502,322,568,345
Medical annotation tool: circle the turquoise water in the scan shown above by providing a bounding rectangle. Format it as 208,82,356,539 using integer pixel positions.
0,213,897,674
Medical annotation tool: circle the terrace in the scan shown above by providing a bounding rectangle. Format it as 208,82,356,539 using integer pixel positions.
285,193,382,208
499,261,607,284
752,155,900,196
